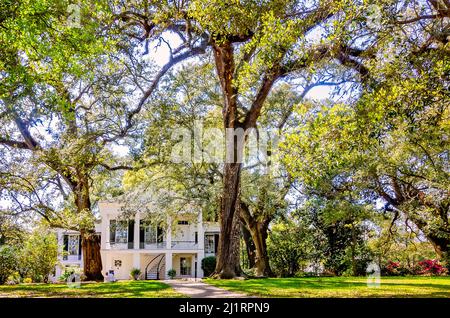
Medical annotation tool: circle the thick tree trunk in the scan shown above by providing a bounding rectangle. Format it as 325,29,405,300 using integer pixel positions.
214,163,242,278
252,222,273,277
240,203,274,277
81,230,104,281
351,223,357,276
426,234,450,259
212,41,243,278
241,223,256,269
212,37,278,278
75,176,103,281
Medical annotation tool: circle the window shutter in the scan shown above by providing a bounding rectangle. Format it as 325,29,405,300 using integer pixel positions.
128,220,135,248
63,235,68,260
139,220,145,248
110,219,116,243
78,235,82,260
195,232,198,244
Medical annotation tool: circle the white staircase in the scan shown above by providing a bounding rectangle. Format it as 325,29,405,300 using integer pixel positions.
145,254,165,280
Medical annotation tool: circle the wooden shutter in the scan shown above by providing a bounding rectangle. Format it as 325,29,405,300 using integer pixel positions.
110,219,116,243
139,220,145,247
63,234,68,260
78,235,82,260
128,220,134,249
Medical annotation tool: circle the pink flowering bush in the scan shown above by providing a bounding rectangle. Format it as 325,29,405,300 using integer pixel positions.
381,259,448,276
382,260,402,276
418,259,448,275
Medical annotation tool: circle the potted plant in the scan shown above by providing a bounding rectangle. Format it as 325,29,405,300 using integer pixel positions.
130,268,142,280
167,269,176,279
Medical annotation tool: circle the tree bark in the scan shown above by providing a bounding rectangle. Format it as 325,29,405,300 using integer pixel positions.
75,175,104,281
425,233,450,259
240,202,274,277
214,163,242,278
212,40,243,278
241,223,256,269
211,36,280,278
81,230,104,281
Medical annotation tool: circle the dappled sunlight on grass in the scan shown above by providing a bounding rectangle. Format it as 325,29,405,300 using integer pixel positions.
0,280,185,298
204,276,450,298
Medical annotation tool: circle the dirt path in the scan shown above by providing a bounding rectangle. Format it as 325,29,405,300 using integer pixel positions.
164,280,249,298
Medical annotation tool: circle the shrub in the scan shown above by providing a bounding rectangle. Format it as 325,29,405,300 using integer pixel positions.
20,228,58,283
130,268,141,280
59,267,82,282
0,245,18,284
201,256,216,277
167,269,176,279
418,259,448,276
382,260,401,276
23,277,32,284
6,271,21,285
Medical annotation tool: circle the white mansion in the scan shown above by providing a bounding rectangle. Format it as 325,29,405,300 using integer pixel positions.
55,200,220,280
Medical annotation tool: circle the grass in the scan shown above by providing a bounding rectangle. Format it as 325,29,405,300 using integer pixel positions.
204,276,450,298
0,280,185,298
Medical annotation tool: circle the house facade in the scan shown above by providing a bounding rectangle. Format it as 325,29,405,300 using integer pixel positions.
55,201,220,280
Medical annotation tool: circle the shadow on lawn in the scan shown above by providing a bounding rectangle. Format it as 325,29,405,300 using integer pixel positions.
208,277,450,298
0,281,180,298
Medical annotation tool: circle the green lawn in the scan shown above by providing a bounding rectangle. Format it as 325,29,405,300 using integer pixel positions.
204,276,450,298
0,280,185,298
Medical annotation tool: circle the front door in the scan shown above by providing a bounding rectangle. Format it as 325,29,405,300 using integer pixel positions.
180,257,192,276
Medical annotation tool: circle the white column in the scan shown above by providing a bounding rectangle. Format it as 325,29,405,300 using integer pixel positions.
101,214,109,250
166,216,172,249
197,251,204,278
197,211,204,250
105,253,111,273
165,252,173,279
134,213,140,250
57,230,63,260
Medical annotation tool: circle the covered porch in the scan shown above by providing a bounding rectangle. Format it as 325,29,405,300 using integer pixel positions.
102,250,205,280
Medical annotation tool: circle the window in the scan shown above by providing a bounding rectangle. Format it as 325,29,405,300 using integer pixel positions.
178,220,189,225
180,257,191,275
115,221,128,243
63,234,81,260
68,235,79,256
205,234,215,254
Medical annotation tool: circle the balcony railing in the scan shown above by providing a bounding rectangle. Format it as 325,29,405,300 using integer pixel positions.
106,241,198,250
62,254,82,262
140,242,166,249
171,241,198,249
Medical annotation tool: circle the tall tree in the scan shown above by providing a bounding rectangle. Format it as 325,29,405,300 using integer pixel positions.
116,0,372,278
188,0,370,278
0,0,208,280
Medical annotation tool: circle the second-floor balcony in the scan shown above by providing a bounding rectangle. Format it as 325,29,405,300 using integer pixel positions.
102,210,212,252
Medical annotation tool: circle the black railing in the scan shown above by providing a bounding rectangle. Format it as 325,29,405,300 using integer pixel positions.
144,254,164,280
109,241,198,250
155,255,165,280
